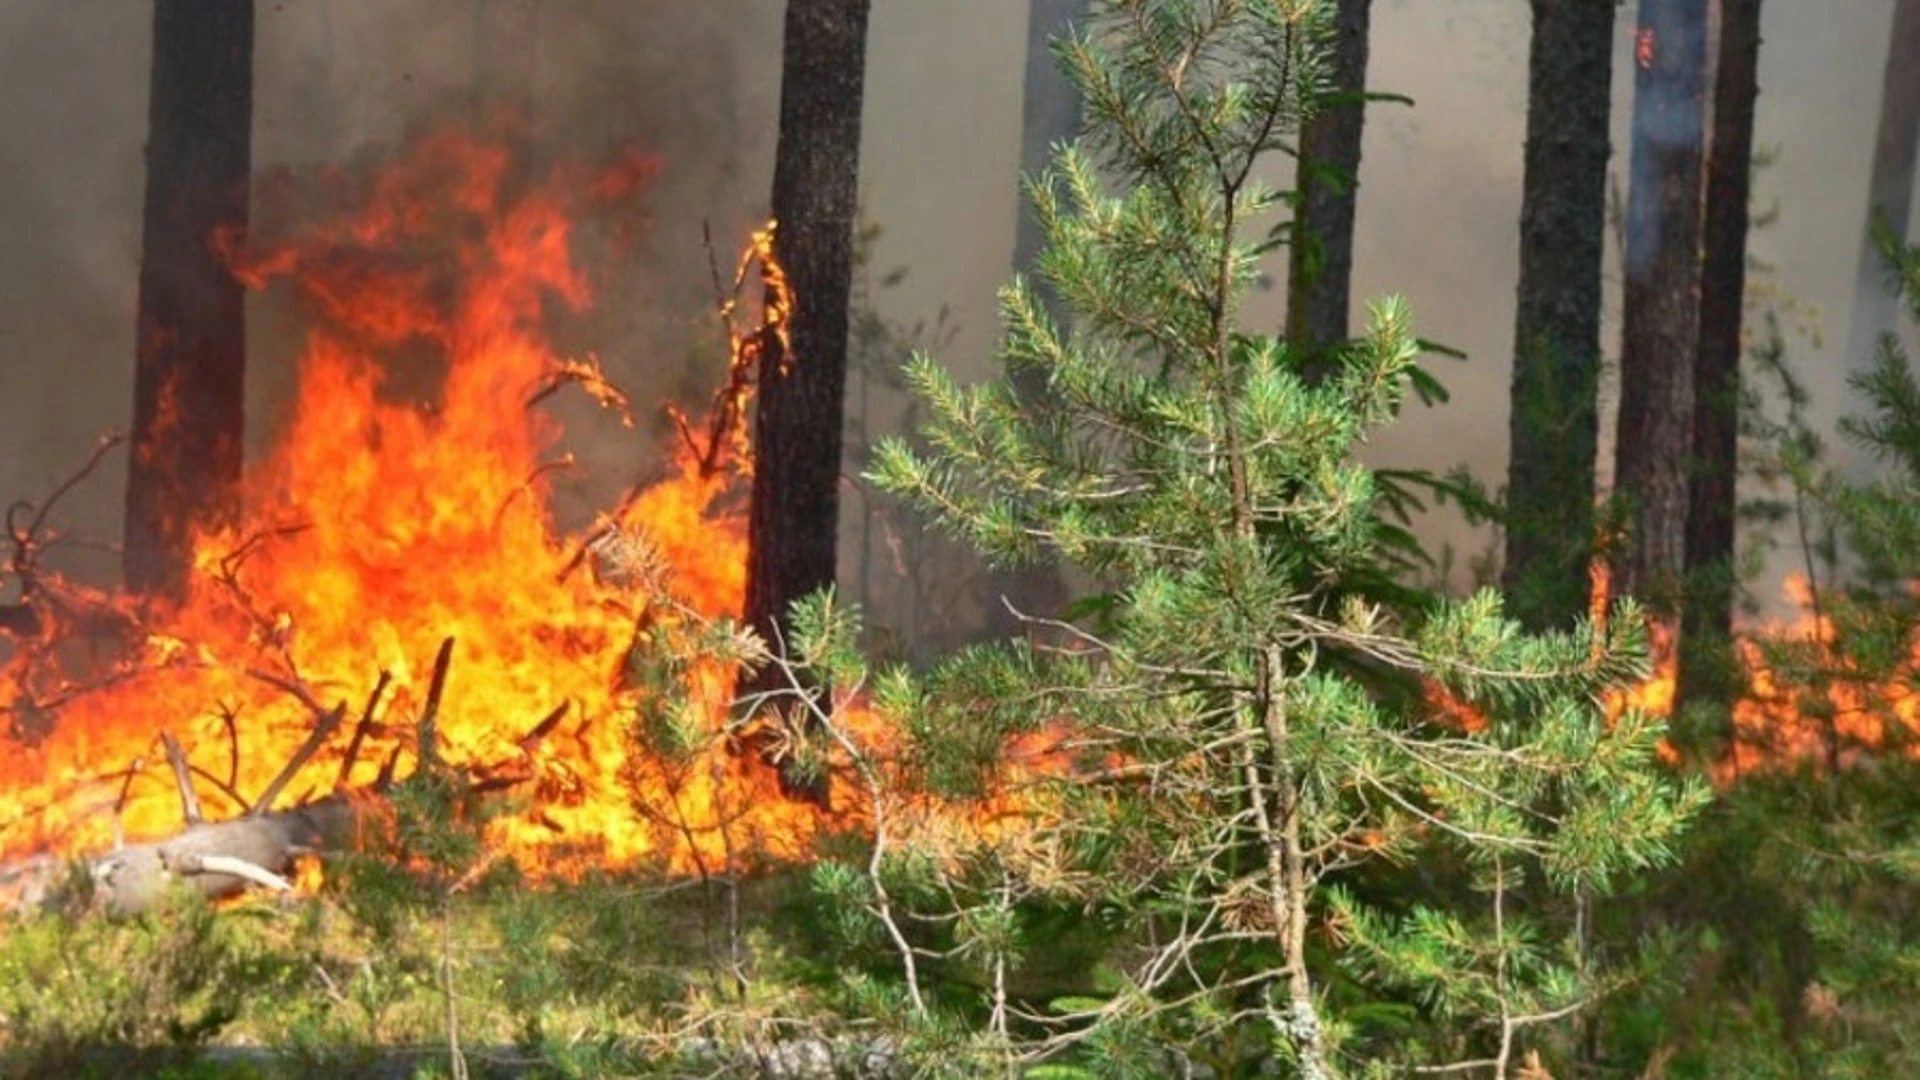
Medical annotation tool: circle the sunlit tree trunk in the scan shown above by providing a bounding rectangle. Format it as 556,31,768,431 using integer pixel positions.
1502,0,1616,631
1287,0,1372,377
1679,0,1764,721
745,0,871,680
125,0,254,600
1614,0,1710,607
1844,0,1920,385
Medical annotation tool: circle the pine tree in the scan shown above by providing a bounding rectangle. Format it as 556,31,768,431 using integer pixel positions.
849,2,1703,1073
988,0,1090,639
1655,228,1920,1075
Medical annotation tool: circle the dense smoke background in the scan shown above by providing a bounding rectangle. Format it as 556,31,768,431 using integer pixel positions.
0,0,1904,655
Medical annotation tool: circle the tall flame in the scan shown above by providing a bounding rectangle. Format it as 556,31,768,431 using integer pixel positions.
0,130,816,877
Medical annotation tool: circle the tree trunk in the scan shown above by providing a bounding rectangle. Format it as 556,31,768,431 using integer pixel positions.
1502,0,1616,631
986,0,1090,639
1012,0,1088,333
1287,0,1372,377
1679,0,1764,720
1613,0,1710,608
3,797,357,918
125,0,254,601
1844,0,1920,391
744,0,871,696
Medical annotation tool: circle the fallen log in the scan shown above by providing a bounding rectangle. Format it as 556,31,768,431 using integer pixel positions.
0,794,358,916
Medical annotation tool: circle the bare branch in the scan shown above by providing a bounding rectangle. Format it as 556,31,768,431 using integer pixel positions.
160,732,203,826
338,670,393,790
418,637,456,769
162,850,294,893
252,704,346,816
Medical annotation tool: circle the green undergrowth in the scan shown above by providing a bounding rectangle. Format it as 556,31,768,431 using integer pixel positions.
0,863,940,1079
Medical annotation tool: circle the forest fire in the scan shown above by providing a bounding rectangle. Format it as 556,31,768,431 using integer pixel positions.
0,130,838,894
0,122,1900,918
1598,569,1920,783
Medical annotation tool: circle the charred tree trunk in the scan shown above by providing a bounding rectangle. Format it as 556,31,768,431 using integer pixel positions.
744,0,871,771
1679,0,1764,722
1502,0,1616,631
1287,0,1372,377
125,0,254,601
1613,0,1710,608
1845,0,1920,392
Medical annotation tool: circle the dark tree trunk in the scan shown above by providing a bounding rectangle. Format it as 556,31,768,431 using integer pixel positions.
125,0,254,600
1502,0,1616,631
1287,0,1372,376
1613,0,1710,608
1844,0,1920,384
744,0,871,681
1679,0,1764,720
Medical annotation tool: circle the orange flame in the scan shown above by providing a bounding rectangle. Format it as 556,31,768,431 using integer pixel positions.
0,130,818,879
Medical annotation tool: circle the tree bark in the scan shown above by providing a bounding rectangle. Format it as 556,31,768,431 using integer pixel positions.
1844,0,1920,389
1287,0,1372,378
1614,0,1710,608
1502,0,1616,631
744,0,871,719
1680,0,1764,718
125,0,254,601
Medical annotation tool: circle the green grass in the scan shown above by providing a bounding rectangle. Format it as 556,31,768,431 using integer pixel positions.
0,867,874,1079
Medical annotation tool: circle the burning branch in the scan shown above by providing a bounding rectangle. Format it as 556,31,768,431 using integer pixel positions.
527,357,636,428
417,637,456,769
251,704,347,816
0,641,600,918
667,219,793,478
338,670,393,790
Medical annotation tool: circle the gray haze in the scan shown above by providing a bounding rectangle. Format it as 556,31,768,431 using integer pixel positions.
0,0,1905,653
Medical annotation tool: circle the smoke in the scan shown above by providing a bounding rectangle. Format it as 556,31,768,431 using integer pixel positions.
0,0,784,595
0,0,1903,641
1622,0,1709,284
